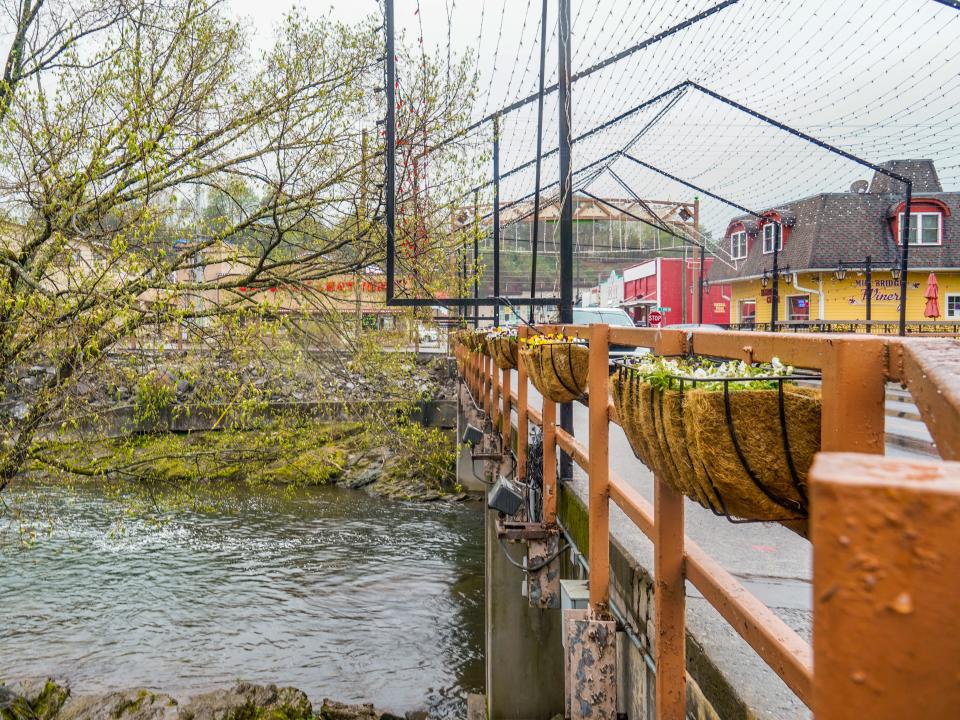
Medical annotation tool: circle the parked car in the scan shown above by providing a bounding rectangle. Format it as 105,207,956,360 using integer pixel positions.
571,307,636,327
418,326,438,344
565,307,648,360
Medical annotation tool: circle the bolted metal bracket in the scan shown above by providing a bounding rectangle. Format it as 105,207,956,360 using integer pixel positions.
527,534,561,609
496,518,553,540
565,613,618,720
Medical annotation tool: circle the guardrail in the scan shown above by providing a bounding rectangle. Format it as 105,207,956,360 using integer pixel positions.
722,320,960,335
455,326,960,720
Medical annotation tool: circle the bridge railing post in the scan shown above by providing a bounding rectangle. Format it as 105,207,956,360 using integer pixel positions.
483,353,491,416
654,474,686,720
517,326,529,481
501,365,511,453
492,356,500,431
587,323,610,614
568,323,617,720
542,395,557,524
810,453,960,720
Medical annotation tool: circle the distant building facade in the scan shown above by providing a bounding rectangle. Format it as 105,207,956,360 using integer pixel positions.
707,159,960,326
621,257,731,326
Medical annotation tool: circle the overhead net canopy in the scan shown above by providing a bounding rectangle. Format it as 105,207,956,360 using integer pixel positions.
385,0,959,305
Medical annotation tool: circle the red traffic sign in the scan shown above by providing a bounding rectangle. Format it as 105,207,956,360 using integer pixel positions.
648,310,663,326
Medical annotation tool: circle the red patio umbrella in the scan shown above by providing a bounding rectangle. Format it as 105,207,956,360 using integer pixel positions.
924,272,940,319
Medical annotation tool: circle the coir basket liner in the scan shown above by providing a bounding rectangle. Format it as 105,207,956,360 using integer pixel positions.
487,336,519,370
612,369,719,510
684,384,819,522
612,367,820,523
520,342,589,403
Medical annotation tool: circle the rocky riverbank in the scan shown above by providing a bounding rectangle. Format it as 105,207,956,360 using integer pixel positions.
30,418,468,502
0,680,426,720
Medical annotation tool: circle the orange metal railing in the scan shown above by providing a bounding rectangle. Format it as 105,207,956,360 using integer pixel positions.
454,326,960,720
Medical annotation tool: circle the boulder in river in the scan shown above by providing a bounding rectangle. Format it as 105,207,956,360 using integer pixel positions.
58,689,177,720
178,683,311,720
0,679,70,720
316,700,377,720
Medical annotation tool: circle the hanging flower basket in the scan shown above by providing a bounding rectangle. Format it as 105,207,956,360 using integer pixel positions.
612,367,718,509
519,336,589,403
456,329,489,354
613,356,821,526
486,328,519,369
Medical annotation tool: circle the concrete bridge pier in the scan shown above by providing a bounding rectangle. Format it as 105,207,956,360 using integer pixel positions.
485,506,565,719
458,384,565,718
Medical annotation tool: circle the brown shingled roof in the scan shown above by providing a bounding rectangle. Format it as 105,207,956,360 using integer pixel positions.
709,160,959,282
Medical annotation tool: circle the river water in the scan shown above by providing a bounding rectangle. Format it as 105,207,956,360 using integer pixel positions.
0,483,484,718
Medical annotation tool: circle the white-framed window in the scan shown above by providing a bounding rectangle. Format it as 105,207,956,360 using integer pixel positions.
947,293,960,319
897,212,942,246
739,299,756,324
730,231,747,259
762,222,782,254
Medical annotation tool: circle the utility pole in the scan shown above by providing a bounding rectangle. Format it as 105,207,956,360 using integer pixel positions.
557,0,574,482
473,189,480,328
865,255,872,331
898,184,912,337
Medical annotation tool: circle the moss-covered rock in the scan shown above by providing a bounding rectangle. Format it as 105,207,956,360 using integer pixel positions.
317,699,377,720
178,684,310,720
58,688,177,720
0,679,70,720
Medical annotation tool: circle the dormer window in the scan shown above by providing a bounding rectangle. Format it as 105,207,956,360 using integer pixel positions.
891,199,949,246
897,212,942,246
730,231,747,260
762,222,782,254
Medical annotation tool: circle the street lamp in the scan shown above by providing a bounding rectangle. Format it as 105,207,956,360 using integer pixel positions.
834,261,847,281
891,263,902,281
760,269,769,288
780,265,792,283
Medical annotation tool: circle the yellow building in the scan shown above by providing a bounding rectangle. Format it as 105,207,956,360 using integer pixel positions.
707,160,960,330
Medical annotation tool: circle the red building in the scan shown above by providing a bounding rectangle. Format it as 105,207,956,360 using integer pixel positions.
621,257,732,326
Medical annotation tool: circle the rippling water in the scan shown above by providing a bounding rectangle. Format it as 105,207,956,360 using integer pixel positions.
0,483,484,718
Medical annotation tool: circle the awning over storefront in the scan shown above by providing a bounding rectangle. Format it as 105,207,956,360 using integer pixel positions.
620,296,657,308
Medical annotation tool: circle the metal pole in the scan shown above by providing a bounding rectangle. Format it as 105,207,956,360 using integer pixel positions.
493,115,501,326
557,0,574,482
698,245,706,325
865,255,872,330
529,0,548,322
695,196,704,325
384,0,395,303
899,183,912,337
473,190,480,328
771,222,781,330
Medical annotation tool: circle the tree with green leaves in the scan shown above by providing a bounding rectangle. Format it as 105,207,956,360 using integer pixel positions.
0,0,481,494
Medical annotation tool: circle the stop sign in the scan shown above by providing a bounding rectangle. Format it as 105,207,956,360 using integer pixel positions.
649,310,663,326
